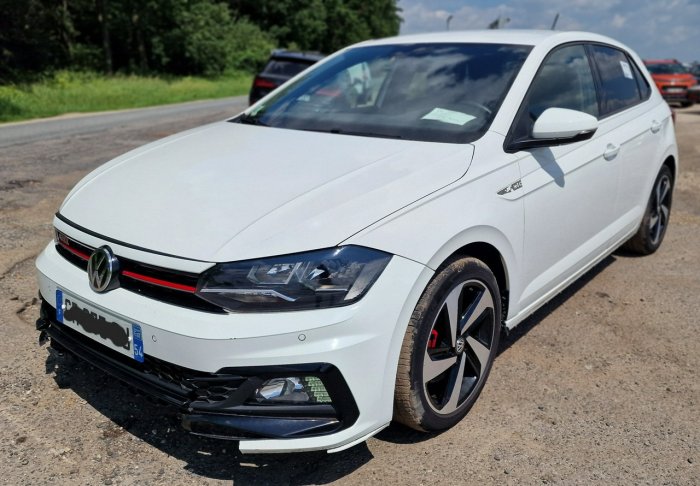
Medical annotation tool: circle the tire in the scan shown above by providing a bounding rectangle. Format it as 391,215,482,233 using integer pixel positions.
680,101,693,108
394,256,501,431
623,165,673,255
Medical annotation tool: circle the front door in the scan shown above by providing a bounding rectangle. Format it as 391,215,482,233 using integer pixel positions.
510,44,620,311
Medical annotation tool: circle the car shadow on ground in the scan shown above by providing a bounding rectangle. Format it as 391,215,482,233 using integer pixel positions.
497,254,616,355
44,255,619,482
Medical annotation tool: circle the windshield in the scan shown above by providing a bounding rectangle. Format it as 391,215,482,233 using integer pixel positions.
235,43,532,143
646,63,688,75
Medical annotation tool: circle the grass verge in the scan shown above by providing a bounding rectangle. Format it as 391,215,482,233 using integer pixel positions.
0,71,251,123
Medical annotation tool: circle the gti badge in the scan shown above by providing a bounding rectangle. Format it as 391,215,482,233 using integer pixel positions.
87,246,120,293
497,179,523,195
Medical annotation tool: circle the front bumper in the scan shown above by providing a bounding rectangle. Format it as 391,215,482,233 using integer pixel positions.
36,236,433,453
38,299,358,440
688,86,700,103
660,87,693,103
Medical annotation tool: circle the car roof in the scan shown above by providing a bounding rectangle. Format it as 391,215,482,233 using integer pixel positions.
270,50,325,62
352,29,629,50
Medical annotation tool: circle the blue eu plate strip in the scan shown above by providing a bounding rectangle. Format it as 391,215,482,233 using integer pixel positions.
132,323,144,363
56,289,64,322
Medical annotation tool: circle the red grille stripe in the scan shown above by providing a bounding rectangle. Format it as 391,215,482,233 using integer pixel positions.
59,241,90,260
121,270,197,293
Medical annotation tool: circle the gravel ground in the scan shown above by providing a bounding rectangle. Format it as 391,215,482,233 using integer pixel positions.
0,103,698,485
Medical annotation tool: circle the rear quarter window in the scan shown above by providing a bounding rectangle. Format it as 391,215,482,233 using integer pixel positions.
631,60,652,100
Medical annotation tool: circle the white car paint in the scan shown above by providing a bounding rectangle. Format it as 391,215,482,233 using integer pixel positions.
59,123,472,262
531,108,598,139
36,29,677,452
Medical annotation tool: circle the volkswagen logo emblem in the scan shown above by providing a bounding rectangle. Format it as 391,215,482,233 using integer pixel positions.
87,246,120,293
455,336,466,355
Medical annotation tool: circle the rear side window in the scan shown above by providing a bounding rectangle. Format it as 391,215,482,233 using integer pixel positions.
590,45,642,115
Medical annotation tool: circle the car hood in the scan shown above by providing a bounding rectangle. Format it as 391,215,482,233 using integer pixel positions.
60,122,473,262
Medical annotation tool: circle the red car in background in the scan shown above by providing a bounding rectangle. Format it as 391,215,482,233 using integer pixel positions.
644,59,696,107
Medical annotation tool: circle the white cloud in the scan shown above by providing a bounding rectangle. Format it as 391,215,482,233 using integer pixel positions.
611,14,626,28
398,0,700,61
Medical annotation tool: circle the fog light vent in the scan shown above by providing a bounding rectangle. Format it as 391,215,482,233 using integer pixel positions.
254,376,331,404
301,376,331,403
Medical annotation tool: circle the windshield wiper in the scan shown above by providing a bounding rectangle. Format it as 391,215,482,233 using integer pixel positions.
234,113,268,126
304,127,403,140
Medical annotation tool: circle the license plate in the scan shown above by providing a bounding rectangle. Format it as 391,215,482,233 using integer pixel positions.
56,289,144,362
665,87,684,93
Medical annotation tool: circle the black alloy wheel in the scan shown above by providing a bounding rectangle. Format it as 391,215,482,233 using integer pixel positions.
623,164,674,255
394,257,501,431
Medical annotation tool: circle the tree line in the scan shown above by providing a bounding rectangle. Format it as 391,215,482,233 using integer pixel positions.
0,0,402,83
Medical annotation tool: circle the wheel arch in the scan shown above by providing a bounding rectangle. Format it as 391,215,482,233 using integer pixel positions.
425,226,518,325
662,154,676,181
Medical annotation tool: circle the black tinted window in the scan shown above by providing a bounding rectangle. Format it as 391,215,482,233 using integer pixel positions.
264,60,314,77
631,60,652,100
645,63,688,74
591,45,641,114
512,44,598,141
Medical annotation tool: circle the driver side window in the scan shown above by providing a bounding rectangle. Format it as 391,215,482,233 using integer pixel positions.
512,44,599,142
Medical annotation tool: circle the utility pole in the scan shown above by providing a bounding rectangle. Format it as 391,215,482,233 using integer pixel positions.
446,14,453,31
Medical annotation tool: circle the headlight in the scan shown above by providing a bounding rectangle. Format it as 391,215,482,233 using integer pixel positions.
195,246,392,312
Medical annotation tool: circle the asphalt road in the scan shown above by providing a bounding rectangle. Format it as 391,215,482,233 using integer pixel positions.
0,102,698,485
0,96,247,149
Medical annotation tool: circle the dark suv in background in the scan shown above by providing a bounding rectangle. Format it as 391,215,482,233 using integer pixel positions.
249,50,324,105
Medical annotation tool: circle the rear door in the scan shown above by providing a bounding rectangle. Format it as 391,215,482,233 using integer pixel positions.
588,44,668,230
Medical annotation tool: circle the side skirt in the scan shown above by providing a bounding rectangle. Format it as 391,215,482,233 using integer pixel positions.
504,227,637,331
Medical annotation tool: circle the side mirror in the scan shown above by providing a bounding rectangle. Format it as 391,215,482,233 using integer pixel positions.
507,107,598,152
532,107,598,139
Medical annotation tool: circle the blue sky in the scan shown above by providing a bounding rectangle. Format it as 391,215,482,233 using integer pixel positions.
398,0,700,62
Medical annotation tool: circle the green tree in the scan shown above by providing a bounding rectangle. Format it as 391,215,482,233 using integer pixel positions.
0,0,402,81
175,1,273,76
0,0,69,81
229,0,402,54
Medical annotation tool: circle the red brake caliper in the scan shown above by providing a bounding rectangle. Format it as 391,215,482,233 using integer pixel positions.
428,329,438,349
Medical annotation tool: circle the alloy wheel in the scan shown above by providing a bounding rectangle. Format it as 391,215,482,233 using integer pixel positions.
649,173,672,247
422,280,496,415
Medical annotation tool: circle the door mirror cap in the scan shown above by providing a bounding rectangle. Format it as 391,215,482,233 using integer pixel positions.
506,107,599,153
532,107,598,139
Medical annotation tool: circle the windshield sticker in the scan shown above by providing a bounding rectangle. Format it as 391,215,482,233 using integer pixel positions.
421,108,476,126
620,61,633,79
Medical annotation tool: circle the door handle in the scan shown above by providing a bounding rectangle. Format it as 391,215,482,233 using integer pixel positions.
603,143,620,160
651,120,662,133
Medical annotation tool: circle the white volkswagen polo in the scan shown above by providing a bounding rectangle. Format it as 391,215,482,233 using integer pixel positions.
36,30,677,453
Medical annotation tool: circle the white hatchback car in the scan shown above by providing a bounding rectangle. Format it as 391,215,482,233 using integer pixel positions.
36,30,677,453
